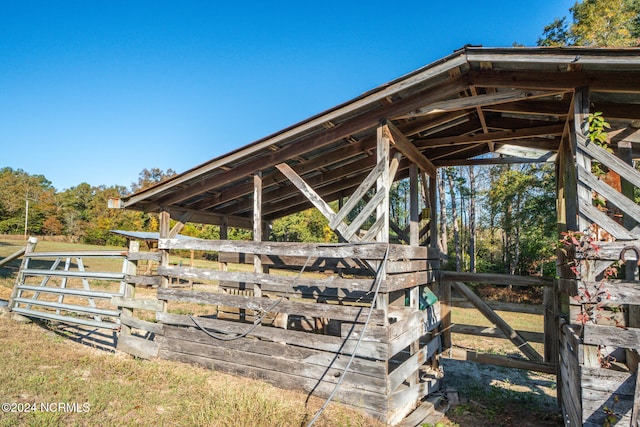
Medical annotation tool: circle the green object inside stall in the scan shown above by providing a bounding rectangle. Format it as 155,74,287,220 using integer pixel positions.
405,286,438,310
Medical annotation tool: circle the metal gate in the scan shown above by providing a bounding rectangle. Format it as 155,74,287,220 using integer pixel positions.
9,248,127,330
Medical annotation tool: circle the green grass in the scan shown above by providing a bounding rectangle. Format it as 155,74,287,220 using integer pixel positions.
0,317,383,427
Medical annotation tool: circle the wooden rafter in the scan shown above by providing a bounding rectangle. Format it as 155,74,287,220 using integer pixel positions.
415,123,565,149
384,121,437,177
394,89,565,119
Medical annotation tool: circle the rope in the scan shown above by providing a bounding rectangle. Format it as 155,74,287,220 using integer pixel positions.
306,243,390,427
188,253,313,341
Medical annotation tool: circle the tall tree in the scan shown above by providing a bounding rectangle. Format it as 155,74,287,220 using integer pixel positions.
438,169,448,253
445,168,461,272
468,166,477,273
130,168,177,193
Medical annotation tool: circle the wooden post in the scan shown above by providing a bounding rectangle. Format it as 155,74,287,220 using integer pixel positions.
375,125,390,312
8,237,38,311
159,209,170,315
574,87,591,232
253,172,263,298
120,240,139,337
409,164,420,385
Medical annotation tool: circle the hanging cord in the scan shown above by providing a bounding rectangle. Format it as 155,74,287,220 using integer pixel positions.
188,253,313,341
306,243,390,427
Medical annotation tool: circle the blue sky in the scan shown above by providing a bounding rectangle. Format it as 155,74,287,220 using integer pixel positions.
0,0,576,192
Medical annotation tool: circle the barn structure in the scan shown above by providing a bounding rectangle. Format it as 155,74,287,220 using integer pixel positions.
11,46,640,425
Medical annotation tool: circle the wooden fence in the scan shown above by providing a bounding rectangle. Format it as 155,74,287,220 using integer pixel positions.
129,238,442,425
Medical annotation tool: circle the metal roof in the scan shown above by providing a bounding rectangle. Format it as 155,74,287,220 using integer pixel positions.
115,46,640,226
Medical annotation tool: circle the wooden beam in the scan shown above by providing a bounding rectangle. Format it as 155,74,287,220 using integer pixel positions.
414,124,565,149
449,281,543,362
168,211,192,238
395,90,565,119
470,70,640,93
435,154,556,167
253,172,263,298
385,121,437,177
329,160,385,229
275,163,356,242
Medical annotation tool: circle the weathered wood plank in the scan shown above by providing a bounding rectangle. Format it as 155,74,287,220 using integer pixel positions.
578,138,640,189
125,274,162,287
388,336,440,391
440,271,553,287
385,271,434,292
276,163,356,242
159,238,432,260
117,334,158,359
580,240,640,261
579,280,640,305
156,312,389,359
450,298,544,314
0,246,26,268
157,288,385,324
120,313,164,335
385,121,436,177
451,324,545,343
162,325,385,378
583,324,640,348
159,265,382,294
343,190,387,240
158,349,388,415
579,201,636,240
161,328,386,393
388,378,440,426
329,160,385,229
111,296,165,312
397,89,561,119
126,251,162,262
578,164,640,227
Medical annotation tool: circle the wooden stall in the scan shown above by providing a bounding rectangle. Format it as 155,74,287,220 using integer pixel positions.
106,46,640,425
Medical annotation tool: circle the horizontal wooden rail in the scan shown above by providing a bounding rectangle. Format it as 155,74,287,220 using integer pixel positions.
159,265,380,293
451,324,545,343
444,347,556,374
0,247,26,267
440,271,553,287
159,238,437,260
158,288,386,324
450,299,544,315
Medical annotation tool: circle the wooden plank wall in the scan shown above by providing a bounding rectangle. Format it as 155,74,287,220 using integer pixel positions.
151,238,441,424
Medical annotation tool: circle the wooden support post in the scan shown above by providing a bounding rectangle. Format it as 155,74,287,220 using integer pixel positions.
219,216,228,272
409,164,420,385
543,284,559,365
159,209,170,312
120,240,139,337
8,237,38,311
253,172,263,298
376,124,390,313
441,280,452,351
574,87,591,232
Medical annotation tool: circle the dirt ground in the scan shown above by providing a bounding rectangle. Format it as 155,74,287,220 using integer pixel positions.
433,358,563,426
